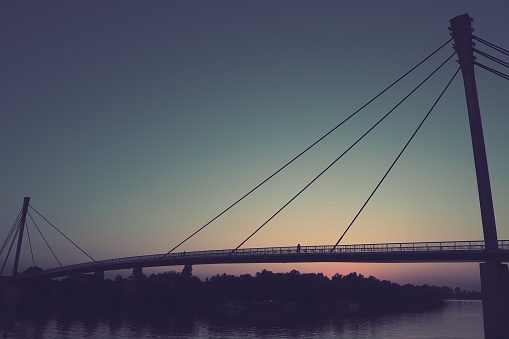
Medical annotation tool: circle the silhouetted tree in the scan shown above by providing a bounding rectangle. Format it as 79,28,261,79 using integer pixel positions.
14,268,482,313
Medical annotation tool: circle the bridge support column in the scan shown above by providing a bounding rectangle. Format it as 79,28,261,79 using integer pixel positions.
480,262,509,339
182,265,192,279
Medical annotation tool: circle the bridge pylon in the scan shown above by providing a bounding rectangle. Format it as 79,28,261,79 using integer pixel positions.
450,13,508,338
12,197,30,276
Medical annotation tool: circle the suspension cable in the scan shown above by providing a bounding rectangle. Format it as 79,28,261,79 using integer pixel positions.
160,38,453,258
331,67,461,252
0,224,21,275
473,35,509,58
29,205,95,262
230,52,456,255
26,221,36,267
28,212,62,267
0,210,22,257
474,61,509,81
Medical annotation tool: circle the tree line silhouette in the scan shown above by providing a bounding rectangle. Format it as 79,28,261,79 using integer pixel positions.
2,266,480,314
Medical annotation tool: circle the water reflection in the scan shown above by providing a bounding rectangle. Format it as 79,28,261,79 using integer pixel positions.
0,301,483,339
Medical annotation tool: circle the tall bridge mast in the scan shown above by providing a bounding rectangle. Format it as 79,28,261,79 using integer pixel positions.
12,197,30,275
450,14,498,251
450,13,508,339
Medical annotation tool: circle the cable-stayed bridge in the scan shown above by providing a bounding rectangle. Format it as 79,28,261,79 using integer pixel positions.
1,240,509,283
1,13,509,337
1,13,508,283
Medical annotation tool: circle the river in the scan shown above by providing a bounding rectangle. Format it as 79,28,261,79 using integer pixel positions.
1,300,483,338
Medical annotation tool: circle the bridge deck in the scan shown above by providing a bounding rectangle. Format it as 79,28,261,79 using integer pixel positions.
2,240,509,282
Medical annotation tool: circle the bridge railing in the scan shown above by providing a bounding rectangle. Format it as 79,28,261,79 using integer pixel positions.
226,240,492,256
5,240,509,280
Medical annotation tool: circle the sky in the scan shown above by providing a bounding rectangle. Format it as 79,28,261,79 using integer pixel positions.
1,1,508,291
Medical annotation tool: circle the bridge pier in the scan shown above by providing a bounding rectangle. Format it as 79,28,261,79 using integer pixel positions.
182,264,193,279
480,262,509,338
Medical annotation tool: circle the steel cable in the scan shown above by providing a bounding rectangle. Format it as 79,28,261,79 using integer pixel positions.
474,48,509,68
473,35,509,58
26,221,36,267
29,205,95,262
0,225,21,275
332,67,461,252
28,212,62,267
231,53,456,255
161,38,453,258
474,61,509,81
0,210,22,257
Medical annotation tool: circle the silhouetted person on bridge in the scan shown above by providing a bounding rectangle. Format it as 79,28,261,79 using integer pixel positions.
297,244,301,253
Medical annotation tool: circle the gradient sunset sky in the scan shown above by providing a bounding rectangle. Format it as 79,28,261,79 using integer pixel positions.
2,1,508,291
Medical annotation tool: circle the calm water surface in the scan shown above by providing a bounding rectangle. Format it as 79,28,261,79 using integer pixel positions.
1,300,483,338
